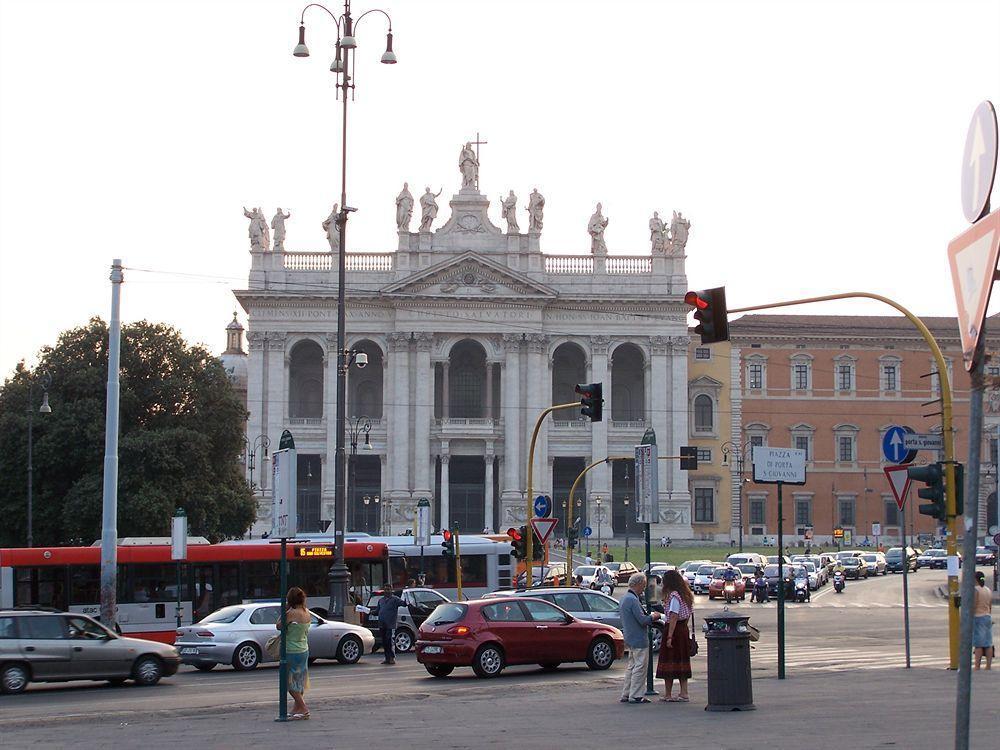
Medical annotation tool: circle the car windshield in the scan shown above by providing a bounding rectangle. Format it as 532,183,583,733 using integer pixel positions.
928,550,945,557
763,565,779,576
738,564,758,574
863,554,878,562
426,603,468,626
843,559,860,567
801,562,816,572
575,566,596,576
697,565,716,575
887,548,903,557
605,563,621,571
200,606,245,624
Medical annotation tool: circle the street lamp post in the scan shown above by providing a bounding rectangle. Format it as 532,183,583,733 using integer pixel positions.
245,434,270,491
722,440,755,553
623,495,630,562
26,372,52,547
294,2,395,620
595,495,603,560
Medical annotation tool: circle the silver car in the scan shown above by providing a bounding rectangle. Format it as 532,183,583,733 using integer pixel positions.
0,609,180,694
175,603,375,671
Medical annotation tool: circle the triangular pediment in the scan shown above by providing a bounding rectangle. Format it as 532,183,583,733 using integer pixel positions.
689,374,724,389
380,252,558,298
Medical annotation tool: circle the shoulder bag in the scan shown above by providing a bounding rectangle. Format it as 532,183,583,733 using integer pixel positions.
265,634,281,659
688,605,699,656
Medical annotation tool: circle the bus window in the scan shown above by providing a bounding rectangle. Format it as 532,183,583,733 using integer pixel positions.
217,564,241,608
191,565,214,623
243,561,281,601
422,555,487,589
122,564,187,603
293,559,332,599
15,566,68,611
69,566,101,605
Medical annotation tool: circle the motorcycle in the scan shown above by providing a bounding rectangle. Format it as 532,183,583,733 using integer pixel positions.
833,572,845,593
724,581,737,604
752,579,769,603
794,578,810,603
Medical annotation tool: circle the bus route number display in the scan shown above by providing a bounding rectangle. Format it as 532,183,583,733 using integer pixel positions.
295,546,333,557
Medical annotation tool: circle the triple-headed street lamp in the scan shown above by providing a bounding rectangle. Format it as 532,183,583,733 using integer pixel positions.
26,371,52,547
242,434,271,491
722,440,755,552
293,0,396,621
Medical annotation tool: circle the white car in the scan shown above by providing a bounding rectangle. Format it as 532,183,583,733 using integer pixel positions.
692,564,723,595
679,560,712,586
573,565,615,591
799,561,821,590
175,602,375,671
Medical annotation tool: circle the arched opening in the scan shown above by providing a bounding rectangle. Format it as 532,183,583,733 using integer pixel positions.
349,340,384,418
694,394,714,432
551,342,587,421
611,343,645,421
449,340,488,418
289,340,324,419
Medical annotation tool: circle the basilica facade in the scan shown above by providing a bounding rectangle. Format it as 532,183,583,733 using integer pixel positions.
233,156,707,542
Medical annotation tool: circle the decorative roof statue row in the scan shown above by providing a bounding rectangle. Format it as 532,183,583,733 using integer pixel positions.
243,141,689,256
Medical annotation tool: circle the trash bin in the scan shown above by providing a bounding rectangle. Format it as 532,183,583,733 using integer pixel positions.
702,610,756,711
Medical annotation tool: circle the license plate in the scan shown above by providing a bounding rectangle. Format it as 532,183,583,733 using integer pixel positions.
422,646,443,654
179,647,199,655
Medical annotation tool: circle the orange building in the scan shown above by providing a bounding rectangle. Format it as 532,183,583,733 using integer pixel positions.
729,314,1000,547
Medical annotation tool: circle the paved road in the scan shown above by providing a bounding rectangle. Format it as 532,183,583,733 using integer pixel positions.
1,566,957,723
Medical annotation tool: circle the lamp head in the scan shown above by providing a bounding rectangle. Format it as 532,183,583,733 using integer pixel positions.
293,24,310,57
330,43,344,72
380,31,397,64
363,433,372,451
355,351,368,368
340,16,356,49
39,392,51,414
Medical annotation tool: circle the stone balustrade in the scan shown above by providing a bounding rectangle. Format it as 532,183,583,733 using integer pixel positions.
606,256,653,274
544,255,594,274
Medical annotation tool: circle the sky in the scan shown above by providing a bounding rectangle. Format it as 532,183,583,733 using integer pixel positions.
1,0,999,378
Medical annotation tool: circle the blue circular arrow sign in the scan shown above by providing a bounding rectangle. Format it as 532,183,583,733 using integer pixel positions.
533,495,551,518
583,526,593,538
882,425,917,465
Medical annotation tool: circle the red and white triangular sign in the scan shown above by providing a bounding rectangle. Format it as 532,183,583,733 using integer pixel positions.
530,517,559,546
884,465,912,512
948,208,1000,370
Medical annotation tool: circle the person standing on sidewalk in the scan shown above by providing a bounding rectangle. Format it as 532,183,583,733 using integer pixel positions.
377,587,406,665
277,587,311,720
618,573,661,704
656,570,695,702
973,571,993,670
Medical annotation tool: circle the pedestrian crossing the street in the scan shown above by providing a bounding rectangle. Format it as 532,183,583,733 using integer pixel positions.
747,642,949,672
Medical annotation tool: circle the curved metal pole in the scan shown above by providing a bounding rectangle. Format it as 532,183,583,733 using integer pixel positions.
731,291,958,668
354,8,392,30
300,2,343,28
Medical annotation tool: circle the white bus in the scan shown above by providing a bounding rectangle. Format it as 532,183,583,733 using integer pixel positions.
298,533,514,600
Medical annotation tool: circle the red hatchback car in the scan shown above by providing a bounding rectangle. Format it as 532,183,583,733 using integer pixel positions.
416,598,624,678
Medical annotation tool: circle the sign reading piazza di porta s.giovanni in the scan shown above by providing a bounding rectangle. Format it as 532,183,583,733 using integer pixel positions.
235,140,700,542
752,447,807,485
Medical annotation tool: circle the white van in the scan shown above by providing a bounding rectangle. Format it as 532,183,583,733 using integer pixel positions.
726,552,767,568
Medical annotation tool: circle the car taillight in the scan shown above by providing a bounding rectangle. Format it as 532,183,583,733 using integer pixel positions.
196,630,214,638
447,625,471,636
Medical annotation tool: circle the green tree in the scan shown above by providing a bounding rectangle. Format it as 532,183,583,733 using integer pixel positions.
0,318,255,546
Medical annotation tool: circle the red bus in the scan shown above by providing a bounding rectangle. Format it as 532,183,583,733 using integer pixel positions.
0,540,407,643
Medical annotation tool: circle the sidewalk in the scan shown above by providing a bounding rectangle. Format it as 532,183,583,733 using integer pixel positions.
1,665,996,749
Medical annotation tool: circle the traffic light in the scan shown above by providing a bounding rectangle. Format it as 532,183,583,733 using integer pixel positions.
441,529,455,558
567,524,579,549
684,287,730,344
575,382,604,422
508,526,527,560
953,462,964,516
531,526,544,561
909,463,945,520
680,446,698,471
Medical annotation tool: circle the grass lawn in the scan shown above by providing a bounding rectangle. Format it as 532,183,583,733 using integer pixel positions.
571,542,835,567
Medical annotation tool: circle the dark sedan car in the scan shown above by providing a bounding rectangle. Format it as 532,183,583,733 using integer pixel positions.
840,557,867,579
762,564,796,598
415,598,624,678
975,546,997,565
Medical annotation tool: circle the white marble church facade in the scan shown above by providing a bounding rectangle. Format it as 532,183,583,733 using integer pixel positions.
235,158,694,541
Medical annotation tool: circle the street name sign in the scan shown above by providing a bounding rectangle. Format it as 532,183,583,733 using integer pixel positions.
271,447,298,539
948,207,1000,369
752,447,806,485
634,442,660,523
171,513,187,561
872,523,882,537
415,497,432,546
884,464,912,512
903,433,944,452
882,425,916,464
962,100,998,224
530,517,559,546
533,494,552,518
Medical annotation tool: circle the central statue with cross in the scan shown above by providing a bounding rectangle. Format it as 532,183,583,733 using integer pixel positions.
459,133,487,190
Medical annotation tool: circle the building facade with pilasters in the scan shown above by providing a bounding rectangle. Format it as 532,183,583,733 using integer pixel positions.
234,172,699,541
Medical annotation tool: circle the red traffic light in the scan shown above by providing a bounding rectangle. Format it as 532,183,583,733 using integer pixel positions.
684,291,709,310
442,529,452,542
506,527,522,541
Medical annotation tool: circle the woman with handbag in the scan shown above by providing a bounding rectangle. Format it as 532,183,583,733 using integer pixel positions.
276,586,312,719
656,570,695,702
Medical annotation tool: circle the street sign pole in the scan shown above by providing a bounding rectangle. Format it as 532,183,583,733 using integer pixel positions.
639,429,657,696
277,536,288,722
453,522,463,601
902,484,911,669
777,480,785,680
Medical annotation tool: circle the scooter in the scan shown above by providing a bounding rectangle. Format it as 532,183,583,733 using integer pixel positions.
794,578,810,603
752,579,769,603
833,571,845,593
724,581,737,604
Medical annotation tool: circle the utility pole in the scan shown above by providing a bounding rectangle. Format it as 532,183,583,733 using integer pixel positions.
99,259,123,630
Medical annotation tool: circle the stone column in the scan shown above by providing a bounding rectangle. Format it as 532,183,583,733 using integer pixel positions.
440,453,450,530
589,335,611,498
650,337,670,526
667,335,693,537
484,446,495,533
526,333,550,495
485,362,494,419
265,333,287,489
387,333,411,503
413,332,434,498
441,361,450,419
246,332,268,534
501,335,522,502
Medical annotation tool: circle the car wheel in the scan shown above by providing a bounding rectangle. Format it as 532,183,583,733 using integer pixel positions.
1,664,29,694
194,663,216,672
393,628,415,654
650,627,663,652
539,662,561,671
425,664,454,678
587,638,615,670
472,644,505,678
132,656,163,686
337,634,363,665
232,642,261,671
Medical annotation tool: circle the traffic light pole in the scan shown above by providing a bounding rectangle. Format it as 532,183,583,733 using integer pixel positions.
730,291,959,668
453,522,463,601
525,403,579,588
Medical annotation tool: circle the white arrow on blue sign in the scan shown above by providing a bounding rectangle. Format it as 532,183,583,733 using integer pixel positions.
882,425,917,465
583,526,593,538
533,495,551,518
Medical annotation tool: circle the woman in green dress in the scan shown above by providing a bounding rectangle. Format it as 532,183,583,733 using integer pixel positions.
277,586,311,719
